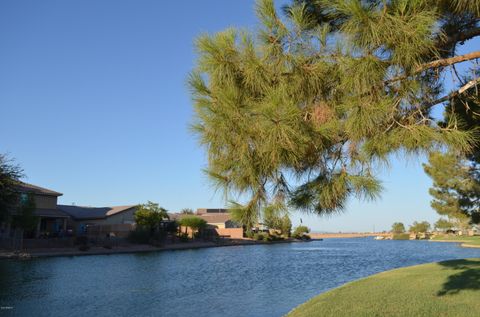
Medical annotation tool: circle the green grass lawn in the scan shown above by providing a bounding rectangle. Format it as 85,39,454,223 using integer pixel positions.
287,258,480,317
431,235,480,246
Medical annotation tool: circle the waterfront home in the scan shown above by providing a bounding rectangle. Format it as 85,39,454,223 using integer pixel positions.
0,182,139,239
58,205,137,236
0,182,70,238
170,209,244,239
199,213,240,229
197,209,243,238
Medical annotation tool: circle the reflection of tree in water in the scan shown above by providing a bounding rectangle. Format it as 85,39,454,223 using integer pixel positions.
437,259,480,296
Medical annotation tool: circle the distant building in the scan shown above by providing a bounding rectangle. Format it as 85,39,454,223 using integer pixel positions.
200,213,240,229
58,205,137,234
170,208,243,239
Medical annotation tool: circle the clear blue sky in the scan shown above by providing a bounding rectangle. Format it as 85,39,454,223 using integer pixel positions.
1,0,477,232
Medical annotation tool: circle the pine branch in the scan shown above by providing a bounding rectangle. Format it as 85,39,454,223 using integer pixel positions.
423,51,480,71
441,27,480,47
425,77,480,109
386,51,480,84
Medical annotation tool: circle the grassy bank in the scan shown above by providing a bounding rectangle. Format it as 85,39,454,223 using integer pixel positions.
431,235,480,246
287,258,480,317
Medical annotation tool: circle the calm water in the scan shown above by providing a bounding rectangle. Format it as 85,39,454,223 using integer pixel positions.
1,238,480,317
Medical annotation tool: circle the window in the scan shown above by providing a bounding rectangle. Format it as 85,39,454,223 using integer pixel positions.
20,193,28,204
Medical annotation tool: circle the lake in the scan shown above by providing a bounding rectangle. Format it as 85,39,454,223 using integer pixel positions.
1,238,480,317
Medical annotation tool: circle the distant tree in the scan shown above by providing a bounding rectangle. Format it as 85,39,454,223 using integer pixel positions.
434,218,454,232
0,154,23,222
423,152,480,224
409,221,431,234
178,216,207,238
279,215,292,237
181,208,194,215
391,222,405,234
263,202,291,236
134,201,169,234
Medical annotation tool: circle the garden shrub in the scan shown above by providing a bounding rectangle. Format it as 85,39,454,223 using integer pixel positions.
392,233,410,240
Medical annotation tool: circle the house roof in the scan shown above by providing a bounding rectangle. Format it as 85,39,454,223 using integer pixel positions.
199,213,232,224
16,182,63,197
196,208,228,214
9,208,70,218
35,208,70,218
58,205,137,220
168,212,233,224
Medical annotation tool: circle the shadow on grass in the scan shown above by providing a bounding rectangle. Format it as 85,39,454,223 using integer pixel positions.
437,259,480,296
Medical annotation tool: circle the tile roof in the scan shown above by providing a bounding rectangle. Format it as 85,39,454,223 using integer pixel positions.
58,205,137,220
16,182,63,196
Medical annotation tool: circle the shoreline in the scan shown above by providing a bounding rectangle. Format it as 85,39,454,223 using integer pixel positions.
429,239,480,249
0,238,306,260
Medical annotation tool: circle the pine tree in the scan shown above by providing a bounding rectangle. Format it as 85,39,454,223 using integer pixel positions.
423,152,480,223
434,218,453,232
190,0,480,224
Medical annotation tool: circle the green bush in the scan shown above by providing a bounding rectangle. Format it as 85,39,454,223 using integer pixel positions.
178,232,190,242
253,233,263,241
269,234,284,241
253,232,270,241
245,231,254,239
293,226,310,239
392,233,410,240
128,229,151,244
